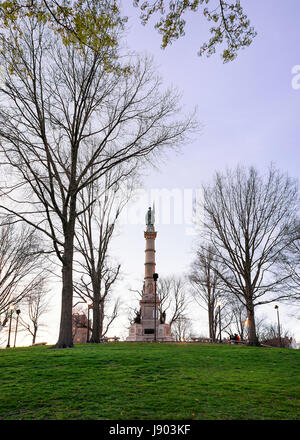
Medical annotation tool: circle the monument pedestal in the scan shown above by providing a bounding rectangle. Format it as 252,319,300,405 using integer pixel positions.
126,322,173,342
127,323,143,341
157,323,173,341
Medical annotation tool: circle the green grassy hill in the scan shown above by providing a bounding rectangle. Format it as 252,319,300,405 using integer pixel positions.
0,343,299,420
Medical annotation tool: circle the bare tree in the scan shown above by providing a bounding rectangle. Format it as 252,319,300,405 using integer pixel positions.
199,165,299,346
0,17,196,347
72,297,120,340
157,275,190,328
73,167,132,342
18,277,51,345
0,223,47,329
101,296,121,338
223,296,248,341
189,244,225,341
258,322,294,348
171,316,193,342
222,297,270,342
281,221,300,300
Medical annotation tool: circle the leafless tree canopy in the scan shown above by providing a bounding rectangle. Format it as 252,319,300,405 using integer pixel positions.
189,244,225,341
18,276,51,345
73,168,132,342
258,322,294,348
0,16,196,347
72,296,120,340
199,165,299,345
222,295,249,340
0,223,47,328
157,275,190,327
280,220,300,303
171,316,193,342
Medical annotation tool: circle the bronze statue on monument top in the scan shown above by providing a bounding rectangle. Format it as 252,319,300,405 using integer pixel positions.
145,205,155,231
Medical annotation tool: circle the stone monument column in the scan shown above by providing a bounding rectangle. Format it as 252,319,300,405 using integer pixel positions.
140,207,160,336
126,206,174,342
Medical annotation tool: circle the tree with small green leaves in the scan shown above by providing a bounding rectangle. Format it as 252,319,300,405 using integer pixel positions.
134,0,256,63
1,1,256,63
0,0,126,69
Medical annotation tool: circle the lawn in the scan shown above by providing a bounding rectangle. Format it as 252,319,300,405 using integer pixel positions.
0,342,299,420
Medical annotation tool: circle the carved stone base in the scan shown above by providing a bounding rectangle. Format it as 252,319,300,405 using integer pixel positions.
126,323,174,342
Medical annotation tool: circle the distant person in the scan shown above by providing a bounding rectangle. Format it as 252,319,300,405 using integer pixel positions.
289,337,297,349
232,334,240,344
229,334,239,343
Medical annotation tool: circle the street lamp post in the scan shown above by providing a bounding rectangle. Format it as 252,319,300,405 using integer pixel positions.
87,303,92,343
6,305,15,348
13,309,21,348
153,273,159,342
274,305,282,347
217,302,222,343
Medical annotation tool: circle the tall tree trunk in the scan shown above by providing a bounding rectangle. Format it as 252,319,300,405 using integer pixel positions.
90,298,101,343
208,306,215,341
89,275,101,343
246,301,259,346
52,224,75,348
245,276,259,346
99,299,104,338
240,322,244,341
32,326,37,345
